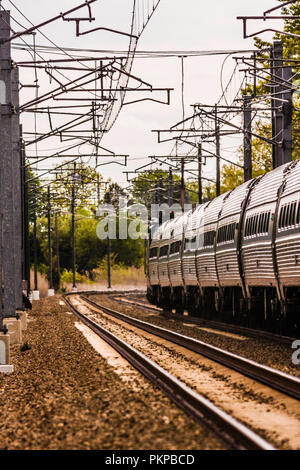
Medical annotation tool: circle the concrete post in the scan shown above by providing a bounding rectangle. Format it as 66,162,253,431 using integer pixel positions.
0,11,17,318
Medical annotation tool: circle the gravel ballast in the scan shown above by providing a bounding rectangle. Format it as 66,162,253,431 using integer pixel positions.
0,296,224,450
72,295,300,450
90,293,300,378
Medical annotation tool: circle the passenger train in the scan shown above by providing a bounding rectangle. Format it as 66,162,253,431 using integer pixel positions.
146,160,300,335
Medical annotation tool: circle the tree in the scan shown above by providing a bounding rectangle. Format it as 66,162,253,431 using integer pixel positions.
219,0,299,191
253,0,300,159
51,162,99,210
130,170,183,208
221,121,272,192
26,167,47,221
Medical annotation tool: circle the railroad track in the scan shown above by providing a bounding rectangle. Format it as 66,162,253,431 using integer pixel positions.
107,292,298,346
80,292,300,400
63,292,276,450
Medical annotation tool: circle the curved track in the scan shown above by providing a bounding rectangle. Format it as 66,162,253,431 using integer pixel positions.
110,292,298,346
64,292,276,450
81,292,300,400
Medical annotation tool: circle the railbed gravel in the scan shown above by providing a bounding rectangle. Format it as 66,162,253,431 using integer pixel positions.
0,296,224,450
89,293,300,378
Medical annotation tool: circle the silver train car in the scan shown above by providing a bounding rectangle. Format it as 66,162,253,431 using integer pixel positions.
146,160,300,334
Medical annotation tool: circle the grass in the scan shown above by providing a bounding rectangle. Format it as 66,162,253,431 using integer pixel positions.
64,266,146,291
31,264,146,295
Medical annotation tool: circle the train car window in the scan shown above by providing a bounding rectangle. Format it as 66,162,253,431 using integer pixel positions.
283,205,288,228
245,212,271,237
286,204,291,226
284,204,290,227
170,241,181,254
278,208,282,229
278,203,298,229
224,225,228,242
159,245,169,257
248,217,252,236
253,215,258,234
246,215,254,237
257,212,265,233
254,215,258,234
264,212,270,233
252,214,259,235
279,206,286,228
263,213,268,232
175,241,181,253
290,202,297,226
149,247,157,258
245,218,249,237
217,223,235,244
231,223,235,240
296,201,300,225
204,230,215,247
280,205,288,229
249,216,254,236
184,236,196,250
282,204,289,228
198,231,204,247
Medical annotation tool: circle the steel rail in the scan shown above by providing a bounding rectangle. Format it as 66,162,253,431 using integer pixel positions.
80,293,300,401
108,292,298,347
63,293,275,450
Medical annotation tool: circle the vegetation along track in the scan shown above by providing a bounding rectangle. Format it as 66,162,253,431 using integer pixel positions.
63,292,276,450
80,292,300,400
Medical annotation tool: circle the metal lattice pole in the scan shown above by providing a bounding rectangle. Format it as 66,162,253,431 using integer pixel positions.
243,95,252,182
198,144,202,204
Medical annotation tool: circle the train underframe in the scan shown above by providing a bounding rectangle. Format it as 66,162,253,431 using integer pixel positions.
147,284,300,335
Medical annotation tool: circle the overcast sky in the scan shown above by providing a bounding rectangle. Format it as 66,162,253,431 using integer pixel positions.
3,0,282,188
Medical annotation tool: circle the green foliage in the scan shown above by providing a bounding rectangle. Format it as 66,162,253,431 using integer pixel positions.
31,191,146,290
220,2,299,191
221,121,272,192
253,0,300,160
51,162,98,210
97,253,120,272
93,263,145,286
130,170,182,207
27,168,47,221
60,268,88,284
